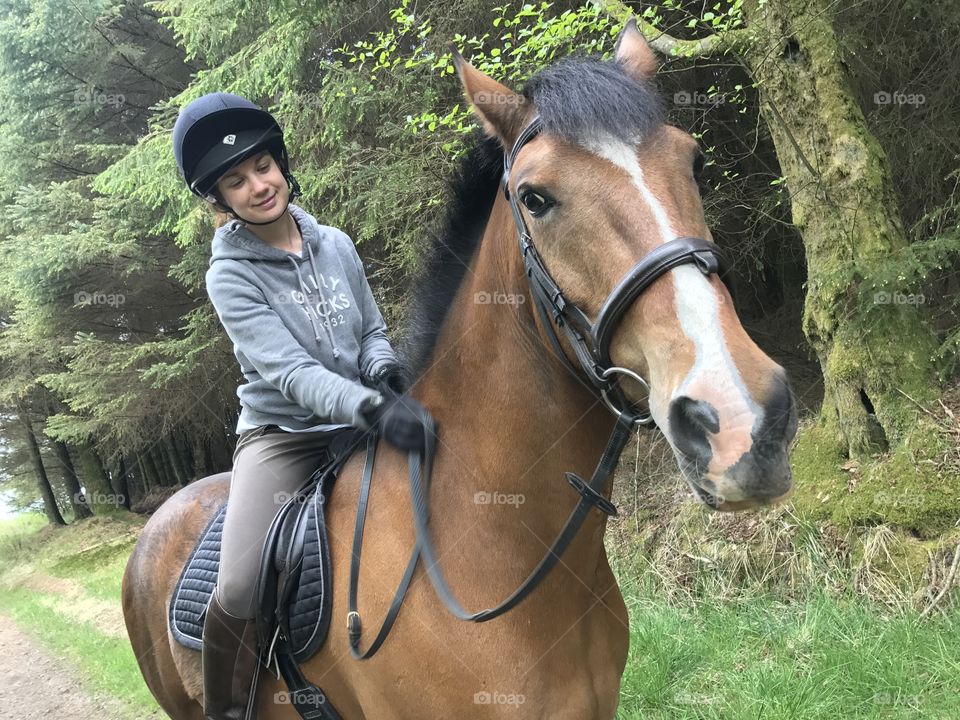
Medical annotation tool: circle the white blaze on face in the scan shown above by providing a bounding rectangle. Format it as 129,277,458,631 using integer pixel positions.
587,135,761,473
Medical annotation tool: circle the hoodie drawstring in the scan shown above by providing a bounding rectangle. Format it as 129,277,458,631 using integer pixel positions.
286,250,341,361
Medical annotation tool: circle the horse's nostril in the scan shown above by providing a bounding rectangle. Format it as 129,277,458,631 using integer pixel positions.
676,397,720,434
761,372,798,445
669,396,719,461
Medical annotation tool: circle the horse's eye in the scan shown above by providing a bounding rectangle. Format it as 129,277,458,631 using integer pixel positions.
521,190,552,217
693,152,710,198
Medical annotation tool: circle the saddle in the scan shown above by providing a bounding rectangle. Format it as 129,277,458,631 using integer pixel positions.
169,427,369,720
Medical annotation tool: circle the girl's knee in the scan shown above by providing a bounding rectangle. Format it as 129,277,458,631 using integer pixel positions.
216,572,257,619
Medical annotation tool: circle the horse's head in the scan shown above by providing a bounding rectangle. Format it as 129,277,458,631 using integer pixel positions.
452,19,798,511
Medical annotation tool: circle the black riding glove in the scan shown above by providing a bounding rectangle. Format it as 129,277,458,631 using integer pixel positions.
357,383,435,450
374,363,410,396
355,393,386,430
380,394,435,450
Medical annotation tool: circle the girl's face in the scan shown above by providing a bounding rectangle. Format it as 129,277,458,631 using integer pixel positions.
215,150,288,221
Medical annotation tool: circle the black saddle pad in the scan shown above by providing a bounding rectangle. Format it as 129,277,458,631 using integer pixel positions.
168,483,334,663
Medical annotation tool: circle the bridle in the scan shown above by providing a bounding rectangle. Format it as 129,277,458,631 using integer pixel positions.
346,116,727,657
504,116,725,426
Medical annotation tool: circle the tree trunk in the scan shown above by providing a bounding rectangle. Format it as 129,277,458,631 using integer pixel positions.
16,402,65,526
133,453,151,496
51,441,92,520
174,431,196,482
191,433,210,479
164,433,191,485
150,442,174,486
209,432,234,473
140,446,162,489
738,0,940,458
74,442,117,514
115,454,134,509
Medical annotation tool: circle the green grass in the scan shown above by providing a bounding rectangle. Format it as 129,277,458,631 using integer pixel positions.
3,512,960,719
615,571,960,719
49,534,139,602
0,512,46,556
0,585,160,717
0,512,160,718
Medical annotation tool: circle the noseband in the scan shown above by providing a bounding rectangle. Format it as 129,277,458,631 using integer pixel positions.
504,115,725,424
346,117,729,658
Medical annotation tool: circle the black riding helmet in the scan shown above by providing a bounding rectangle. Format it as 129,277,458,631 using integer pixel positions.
172,92,301,224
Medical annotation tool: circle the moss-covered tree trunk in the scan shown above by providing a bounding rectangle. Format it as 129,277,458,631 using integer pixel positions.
74,442,117,514
740,0,941,460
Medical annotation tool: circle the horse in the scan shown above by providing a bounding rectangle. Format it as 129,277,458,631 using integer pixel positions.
122,19,798,720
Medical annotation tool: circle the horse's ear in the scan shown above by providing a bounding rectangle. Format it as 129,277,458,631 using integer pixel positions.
615,18,659,82
450,46,531,149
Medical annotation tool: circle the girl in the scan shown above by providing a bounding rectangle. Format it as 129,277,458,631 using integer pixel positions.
173,91,430,719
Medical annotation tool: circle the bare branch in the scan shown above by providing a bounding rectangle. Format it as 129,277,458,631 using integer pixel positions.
589,0,754,58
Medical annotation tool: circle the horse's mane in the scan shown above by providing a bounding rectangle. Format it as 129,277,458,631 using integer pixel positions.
400,56,664,378
400,132,504,378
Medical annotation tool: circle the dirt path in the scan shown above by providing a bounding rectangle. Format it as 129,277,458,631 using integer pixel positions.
0,614,158,720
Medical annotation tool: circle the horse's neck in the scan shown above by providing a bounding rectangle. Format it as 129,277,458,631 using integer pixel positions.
417,198,617,571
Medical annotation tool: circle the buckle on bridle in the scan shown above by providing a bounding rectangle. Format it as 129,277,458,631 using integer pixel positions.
692,250,719,275
565,472,618,516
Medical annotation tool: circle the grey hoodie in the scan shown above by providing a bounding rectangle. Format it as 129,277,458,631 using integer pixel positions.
205,203,397,435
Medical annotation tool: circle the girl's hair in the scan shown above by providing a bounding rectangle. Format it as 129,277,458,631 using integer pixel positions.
206,190,233,228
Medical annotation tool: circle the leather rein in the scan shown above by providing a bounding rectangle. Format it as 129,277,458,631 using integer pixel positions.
347,116,726,657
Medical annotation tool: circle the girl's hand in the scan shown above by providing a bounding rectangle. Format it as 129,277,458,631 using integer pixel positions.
377,394,436,451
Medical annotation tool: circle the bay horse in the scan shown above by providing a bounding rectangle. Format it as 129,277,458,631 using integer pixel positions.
123,20,798,719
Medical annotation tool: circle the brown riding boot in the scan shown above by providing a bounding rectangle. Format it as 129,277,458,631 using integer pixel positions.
202,589,261,720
